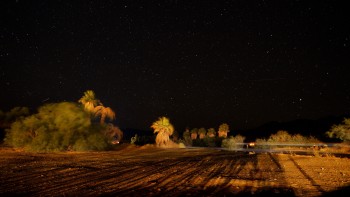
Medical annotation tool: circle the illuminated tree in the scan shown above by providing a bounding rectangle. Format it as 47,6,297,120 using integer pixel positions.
79,90,116,125
5,102,111,151
151,117,174,146
0,107,29,128
198,128,207,139
78,90,101,113
218,123,229,138
93,105,116,124
326,118,350,142
190,128,198,140
207,128,216,138
222,135,246,150
268,130,292,143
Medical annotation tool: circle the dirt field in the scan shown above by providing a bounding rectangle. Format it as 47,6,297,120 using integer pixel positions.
0,144,349,196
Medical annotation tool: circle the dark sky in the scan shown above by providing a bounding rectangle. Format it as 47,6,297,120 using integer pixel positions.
1,0,349,132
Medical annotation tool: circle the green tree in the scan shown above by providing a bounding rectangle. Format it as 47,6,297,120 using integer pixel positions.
268,130,292,143
222,135,246,150
151,117,174,146
218,123,229,138
0,107,29,128
5,102,110,151
326,118,350,142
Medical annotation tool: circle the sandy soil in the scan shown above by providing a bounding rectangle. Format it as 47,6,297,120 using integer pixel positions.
0,144,349,196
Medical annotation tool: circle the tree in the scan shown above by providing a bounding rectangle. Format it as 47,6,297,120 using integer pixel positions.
207,128,216,138
78,90,101,114
93,105,116,124
5,102,113,151
326,118,350,142
222,135,246,150
0,107,30,128
182,128,192,145
268,130,292,143
198,128,207,139
150,117,174,146
79,90,116,125
190,128,198,140
218,123,229,138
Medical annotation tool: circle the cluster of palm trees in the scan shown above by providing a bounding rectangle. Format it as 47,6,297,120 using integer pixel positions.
78,90,115,125
79,90,122,144
150,117,231,147
185,123,230,140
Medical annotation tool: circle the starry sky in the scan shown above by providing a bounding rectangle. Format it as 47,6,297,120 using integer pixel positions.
1,0,349,132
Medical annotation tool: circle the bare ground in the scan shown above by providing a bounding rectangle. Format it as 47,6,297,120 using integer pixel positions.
0,144,349,196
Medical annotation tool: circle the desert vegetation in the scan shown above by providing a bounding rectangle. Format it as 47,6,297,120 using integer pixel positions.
326,118,350,142
1,91,350,197
1,90,349,153
3,90,121,152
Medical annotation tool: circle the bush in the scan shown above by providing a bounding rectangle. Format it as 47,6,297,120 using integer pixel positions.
326,118,350,142
5,102,111,152
266,130,320,148
221,135,245,150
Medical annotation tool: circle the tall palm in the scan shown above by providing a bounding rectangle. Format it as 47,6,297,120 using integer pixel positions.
190,128,198,140
207,128,216,138
218,123,229,138
94,105,116,124
198,127,207,139
151,117,174,146
78,90,100,113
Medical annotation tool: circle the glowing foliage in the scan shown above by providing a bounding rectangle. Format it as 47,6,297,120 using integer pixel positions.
218,123,229,138
207,128,216,138
5,102,110,151
94,106,116,124
326,118,350,142
198,127,207,139
190,128,198,139
78,90,101,113
79,90,116,124
0,107,29,128
222,135,245,150
151,116,174,146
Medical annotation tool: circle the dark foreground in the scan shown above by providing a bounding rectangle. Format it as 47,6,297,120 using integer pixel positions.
0,145,349,196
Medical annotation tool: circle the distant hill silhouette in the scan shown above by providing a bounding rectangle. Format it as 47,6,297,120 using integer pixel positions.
238,115,349,142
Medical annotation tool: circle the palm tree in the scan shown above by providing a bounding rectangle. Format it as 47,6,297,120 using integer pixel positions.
190,128,198,140
78,90,100,113
198,128,207,139
218,123,229,138
150,117,174,146
94,105,116,125
207,128,216,138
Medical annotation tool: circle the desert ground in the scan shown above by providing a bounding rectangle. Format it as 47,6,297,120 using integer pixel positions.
0,144,349,197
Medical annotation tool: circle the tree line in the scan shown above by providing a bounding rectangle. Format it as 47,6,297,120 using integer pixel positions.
1,90,349,152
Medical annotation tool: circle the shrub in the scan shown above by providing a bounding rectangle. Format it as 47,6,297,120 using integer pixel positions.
326,118,350,142
5,102,111,152
221,135,245,150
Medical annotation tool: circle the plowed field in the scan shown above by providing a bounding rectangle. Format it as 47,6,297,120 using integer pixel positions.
1,145,349,196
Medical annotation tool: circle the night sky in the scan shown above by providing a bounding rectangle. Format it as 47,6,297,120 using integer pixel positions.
1,1,349,132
